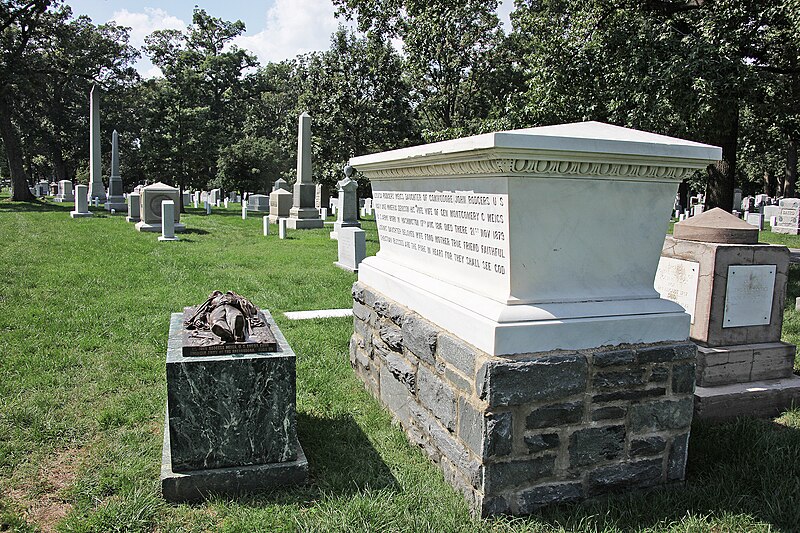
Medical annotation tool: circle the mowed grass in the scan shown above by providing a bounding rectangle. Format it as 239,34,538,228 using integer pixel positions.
0,198,798,532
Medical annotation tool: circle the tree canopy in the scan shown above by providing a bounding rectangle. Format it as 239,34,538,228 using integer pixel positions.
2,0,798,210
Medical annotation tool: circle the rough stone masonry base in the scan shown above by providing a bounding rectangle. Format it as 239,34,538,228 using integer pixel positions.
350,282,696,516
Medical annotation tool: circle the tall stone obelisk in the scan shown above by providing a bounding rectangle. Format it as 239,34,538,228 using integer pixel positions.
286,112,323,229
87,85,106,203
105,130,126,211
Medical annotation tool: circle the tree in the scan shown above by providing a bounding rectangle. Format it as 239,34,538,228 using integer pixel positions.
333,0,516,140
511,0,797,211
293,28,418,192
143,8,256,208
0,0,51,201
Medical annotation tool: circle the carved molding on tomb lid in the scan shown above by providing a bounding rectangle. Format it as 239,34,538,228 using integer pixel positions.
360,158,699,181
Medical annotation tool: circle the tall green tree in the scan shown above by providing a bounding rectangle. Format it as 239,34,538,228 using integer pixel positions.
511,0,797,211
333,0,515,140
294,28,418,191
143,8,256,205
0,0,51,201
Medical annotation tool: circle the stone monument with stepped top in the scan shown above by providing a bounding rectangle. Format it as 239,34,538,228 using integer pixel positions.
286,113,323,229
656,208,800,420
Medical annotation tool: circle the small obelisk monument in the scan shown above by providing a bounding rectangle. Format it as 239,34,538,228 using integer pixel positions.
87,85,106,203
105,130,126,211
286,112,323,229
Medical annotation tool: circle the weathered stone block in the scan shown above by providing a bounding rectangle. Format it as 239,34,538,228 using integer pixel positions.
671,362,695,394
650,365,669,383
458,397,483,456
592,387,666,403
592,348,635,367
410,404,481,486
517,483,583,513
586,459,663,495
382,351,416,393
593,370,647,390
591,406,626,421
526,401,584,429
352,301,372,322
380,365,413,424
438,333,477,377
524,433,560,454
629,398,693,433
667,433,689,481
379,321,403,351
484,456,555,493
479,354,588,407
374,298,405,325
637,344,695,363
444,367,472,394
569,425,625,467
417,364,456,430
485,411,513,458
629,436,667,457
402,314,438,365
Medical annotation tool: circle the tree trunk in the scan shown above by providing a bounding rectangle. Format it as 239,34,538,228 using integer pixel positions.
704,105,738,212
784,136,798,199
763,170,775,197
0,90,34,201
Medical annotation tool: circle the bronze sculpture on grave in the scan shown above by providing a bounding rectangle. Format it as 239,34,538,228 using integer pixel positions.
182,290,278,356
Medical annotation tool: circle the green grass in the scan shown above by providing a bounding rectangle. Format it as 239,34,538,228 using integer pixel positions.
0,200,799,532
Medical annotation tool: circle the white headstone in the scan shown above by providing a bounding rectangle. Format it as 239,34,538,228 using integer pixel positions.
126,192,140,223
263,216,269,236
330,172,360,240
54,180,74,203
70,184,93,218
745,212,763,230
158,200,179,241
279,218,287,239
242,203,247,220
205,201,211,215
335,227,366,272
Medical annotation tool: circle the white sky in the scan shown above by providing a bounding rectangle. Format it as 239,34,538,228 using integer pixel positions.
65,0,515,78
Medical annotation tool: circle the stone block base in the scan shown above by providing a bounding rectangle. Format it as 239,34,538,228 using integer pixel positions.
350,282,696,516
136,222,186,233
70,211,93,218
54,197,73,203
696,342,796,386
772,226,800,235
330,221,361,240
285,217,323,229
694,375,800,421
105,200,127,211
334,261,357,273
126,216,140,223
160,416,308,502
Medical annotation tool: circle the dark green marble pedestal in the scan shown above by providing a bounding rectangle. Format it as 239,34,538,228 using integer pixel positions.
160,311,308,502
161,413,308,502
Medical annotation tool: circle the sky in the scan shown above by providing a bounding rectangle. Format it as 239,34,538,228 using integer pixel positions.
65,0,515,78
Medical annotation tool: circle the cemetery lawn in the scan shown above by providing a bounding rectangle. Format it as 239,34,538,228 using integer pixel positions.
2,199,800,533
